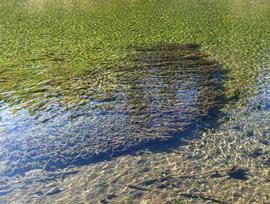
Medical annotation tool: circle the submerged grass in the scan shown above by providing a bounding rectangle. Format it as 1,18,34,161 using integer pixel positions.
0,0,269,108
0,43,226,176
0,1,269,203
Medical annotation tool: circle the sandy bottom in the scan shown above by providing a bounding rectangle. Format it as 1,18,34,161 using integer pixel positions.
1,98,269,204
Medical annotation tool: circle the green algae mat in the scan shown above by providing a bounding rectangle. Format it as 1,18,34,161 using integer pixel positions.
0,0,269,203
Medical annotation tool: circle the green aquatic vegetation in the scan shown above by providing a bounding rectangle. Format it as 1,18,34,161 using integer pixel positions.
0,44,226,175
0,1,269,202
0,0,269,110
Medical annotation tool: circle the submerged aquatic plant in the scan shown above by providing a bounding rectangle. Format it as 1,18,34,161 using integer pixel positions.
0,44,226,175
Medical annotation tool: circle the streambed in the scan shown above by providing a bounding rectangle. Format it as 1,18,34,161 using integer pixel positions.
0,0,269,203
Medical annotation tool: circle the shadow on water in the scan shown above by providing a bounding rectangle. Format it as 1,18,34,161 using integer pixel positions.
0,44,228,176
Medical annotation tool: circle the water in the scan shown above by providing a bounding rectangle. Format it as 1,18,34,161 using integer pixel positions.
0,44,225,176
0,0,269,203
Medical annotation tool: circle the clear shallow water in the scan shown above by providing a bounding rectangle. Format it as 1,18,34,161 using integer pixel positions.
0,0,269,203
0,44,226,175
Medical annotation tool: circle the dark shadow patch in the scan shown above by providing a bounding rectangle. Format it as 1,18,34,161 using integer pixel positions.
227,166,249,181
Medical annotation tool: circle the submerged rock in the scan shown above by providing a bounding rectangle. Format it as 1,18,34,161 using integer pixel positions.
0,44,225,175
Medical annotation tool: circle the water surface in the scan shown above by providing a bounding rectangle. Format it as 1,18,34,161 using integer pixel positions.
0,0,269,203
0,44,225,175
